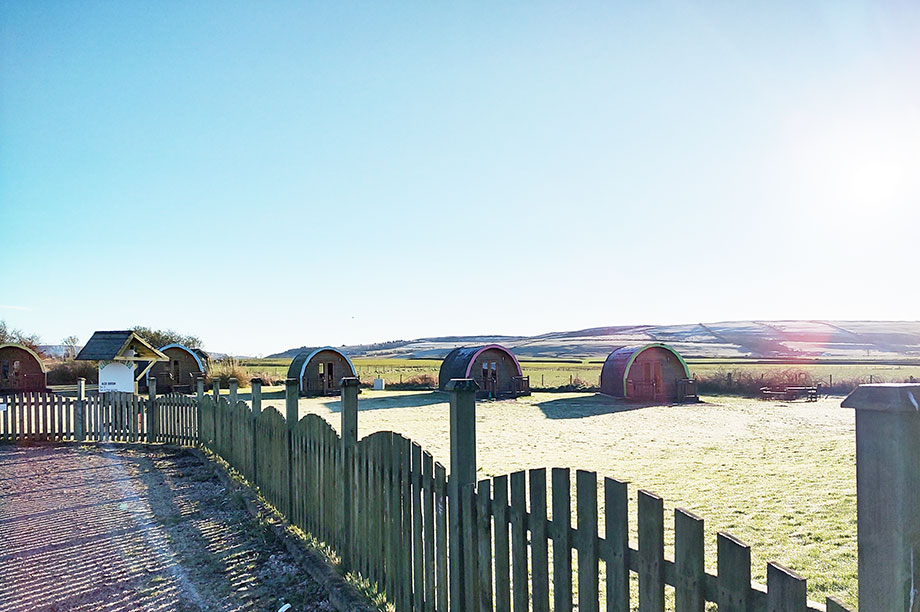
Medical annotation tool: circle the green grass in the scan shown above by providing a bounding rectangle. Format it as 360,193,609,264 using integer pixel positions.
241,356,920,392
269,390,857,607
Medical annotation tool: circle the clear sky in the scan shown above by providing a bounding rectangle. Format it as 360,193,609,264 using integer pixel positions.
1,1,918,355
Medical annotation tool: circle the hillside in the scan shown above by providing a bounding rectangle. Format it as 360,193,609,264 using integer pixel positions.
269,320,920,361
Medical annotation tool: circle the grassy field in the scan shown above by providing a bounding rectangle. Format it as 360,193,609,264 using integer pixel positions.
238,389,856,606
240,355,920,392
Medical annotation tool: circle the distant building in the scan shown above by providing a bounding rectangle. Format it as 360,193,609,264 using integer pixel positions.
438,344,530,398
287,347,358,396
76,331,167,393
143,344,210,393
0,344,47,393
600,343,695,402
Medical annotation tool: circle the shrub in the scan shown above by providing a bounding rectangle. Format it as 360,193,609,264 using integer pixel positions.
210,357,253,388
532,376,599,393
46,360,99,385
385,374,438,390
693,367,880,397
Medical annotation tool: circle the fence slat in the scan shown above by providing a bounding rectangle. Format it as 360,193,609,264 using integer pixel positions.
412,442,424,612
529,468,550,612
766,563,806,612
717,532,751,612
675,508,705,612
552,467,573,612
435,463,448,612
462,483,479,611
604,477,629,612
388,434,400,605
477,479,493,612
638,490,664,612
400,437,412,612
423,452,436,612
494,474,511,612
510,470,529,612
577,470,599,612
825,596,853,612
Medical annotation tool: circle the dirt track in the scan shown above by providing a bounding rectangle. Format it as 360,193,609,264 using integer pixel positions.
0,445,330,612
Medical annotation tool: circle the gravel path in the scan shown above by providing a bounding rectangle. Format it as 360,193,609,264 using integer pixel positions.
0,445,331,612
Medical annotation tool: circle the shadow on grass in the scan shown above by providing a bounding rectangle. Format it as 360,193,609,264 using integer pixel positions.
320,390,446,413
534,393,673,419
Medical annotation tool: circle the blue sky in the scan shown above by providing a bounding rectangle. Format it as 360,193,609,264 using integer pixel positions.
1,1,918,355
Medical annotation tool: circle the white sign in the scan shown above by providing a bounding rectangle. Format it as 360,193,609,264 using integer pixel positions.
99,362,136,393
0,402,6,412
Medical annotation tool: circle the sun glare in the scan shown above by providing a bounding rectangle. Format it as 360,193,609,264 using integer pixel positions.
785,106,919,214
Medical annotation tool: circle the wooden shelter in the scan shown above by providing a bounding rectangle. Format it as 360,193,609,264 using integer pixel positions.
0,343,47,393
76,331,168,393
144,344,210,393
599,343,696,402
287,347,357,396
438,344,530,398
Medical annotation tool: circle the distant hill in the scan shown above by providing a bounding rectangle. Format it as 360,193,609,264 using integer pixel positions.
37,344,70,358
268,320,920,361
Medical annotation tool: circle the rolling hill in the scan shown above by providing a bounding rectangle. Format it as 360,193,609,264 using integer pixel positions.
268,320,920,361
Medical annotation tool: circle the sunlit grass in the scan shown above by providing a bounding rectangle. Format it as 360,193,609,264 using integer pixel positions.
282,390,857,606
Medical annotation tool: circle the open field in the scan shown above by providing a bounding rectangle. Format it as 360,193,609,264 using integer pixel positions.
232,389,857,606
239,356,920,391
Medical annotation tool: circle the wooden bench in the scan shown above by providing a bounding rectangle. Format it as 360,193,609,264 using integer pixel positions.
760,386,819,401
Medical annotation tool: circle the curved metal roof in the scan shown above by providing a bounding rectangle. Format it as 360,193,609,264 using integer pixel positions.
158,344,206,372
599,343,690,397
286,347,357,391
0,343,47,373
438,344,523,390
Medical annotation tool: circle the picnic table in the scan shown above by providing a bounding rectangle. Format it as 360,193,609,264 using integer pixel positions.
760,386,819,401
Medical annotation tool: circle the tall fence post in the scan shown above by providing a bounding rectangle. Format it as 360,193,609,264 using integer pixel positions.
285,377,299,519
147,376,157,443
446,378,479,612
842,383,920,611
212,379,221,445
195,375,204,444
229,377,238,406
75,377,86,441
250,377,262,480
340,376,360,570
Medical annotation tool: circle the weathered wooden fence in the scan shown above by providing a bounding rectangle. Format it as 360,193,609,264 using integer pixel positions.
196,377,855,612
0,373,866,611
197,381,454,611
0,391,76,442
152,392,199,446
0,378,197,445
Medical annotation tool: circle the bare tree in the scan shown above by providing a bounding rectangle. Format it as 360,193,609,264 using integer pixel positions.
62,335,80,360
0,320,42,353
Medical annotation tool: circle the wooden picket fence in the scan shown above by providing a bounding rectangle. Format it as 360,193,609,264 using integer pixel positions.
198,390,853,612
152,392,199,446
198,394,453,611
456,471,853,612
0,390,197,445
0,391,77,442
0,388,855,611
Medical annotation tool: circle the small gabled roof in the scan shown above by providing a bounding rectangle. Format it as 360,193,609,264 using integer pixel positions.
76,331,168,362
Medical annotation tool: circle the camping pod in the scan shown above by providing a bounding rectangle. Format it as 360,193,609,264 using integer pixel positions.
438,344,530,398
0,343,46,393
600,343,696,402
145,344,210,393
288,347,358,396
